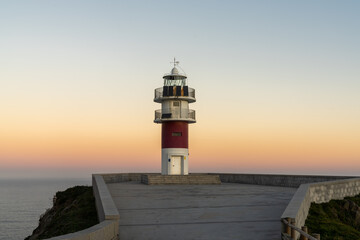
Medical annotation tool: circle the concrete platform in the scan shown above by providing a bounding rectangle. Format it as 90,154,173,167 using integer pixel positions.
106,182,296,240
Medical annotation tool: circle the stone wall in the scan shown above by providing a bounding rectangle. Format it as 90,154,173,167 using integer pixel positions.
215,173,354,188
100,173,144,183
92,174,120,222
99,172,354,187
46,220,118,240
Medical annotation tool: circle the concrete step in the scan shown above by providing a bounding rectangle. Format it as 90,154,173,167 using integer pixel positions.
141,174,221,185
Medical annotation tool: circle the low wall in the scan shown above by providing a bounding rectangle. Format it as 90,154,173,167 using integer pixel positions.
47,220,118,240
45,174,120,240
92,174,120,221
281,178,360,239
215,173,354,188
98,172,353,187
100,173,144,183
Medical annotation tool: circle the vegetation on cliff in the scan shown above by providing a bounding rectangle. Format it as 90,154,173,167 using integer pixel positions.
305,194,360,240
25,186,98,240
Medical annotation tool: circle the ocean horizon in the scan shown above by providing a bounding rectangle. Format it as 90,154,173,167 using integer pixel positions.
0,177,91,240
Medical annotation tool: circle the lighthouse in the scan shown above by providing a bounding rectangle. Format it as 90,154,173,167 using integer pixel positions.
154,59,196,175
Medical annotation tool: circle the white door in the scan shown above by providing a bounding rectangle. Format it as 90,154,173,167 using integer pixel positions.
169,156,181,175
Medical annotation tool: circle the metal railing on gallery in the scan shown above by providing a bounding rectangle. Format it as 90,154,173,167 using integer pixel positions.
154,109,195,122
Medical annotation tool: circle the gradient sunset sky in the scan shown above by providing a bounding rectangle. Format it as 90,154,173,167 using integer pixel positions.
1,1,359,178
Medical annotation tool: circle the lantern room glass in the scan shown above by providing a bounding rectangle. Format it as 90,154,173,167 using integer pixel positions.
164,76,187,86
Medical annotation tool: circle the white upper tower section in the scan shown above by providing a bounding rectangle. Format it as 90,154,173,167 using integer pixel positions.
154,59,196,123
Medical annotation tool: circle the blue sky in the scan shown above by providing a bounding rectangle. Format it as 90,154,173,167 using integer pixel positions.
0,1,359,178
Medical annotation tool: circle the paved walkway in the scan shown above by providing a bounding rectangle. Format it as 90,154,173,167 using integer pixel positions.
107,182,296,240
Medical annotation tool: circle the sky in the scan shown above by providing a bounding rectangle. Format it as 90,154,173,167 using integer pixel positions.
0,1,359,179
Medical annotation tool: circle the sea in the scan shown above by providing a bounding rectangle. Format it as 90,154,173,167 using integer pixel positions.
0,178,91,240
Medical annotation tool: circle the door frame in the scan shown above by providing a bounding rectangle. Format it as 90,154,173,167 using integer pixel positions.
168,155,183,175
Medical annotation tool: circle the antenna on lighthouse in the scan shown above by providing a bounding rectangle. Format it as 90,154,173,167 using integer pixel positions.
170,57,179,67
171,58,187,76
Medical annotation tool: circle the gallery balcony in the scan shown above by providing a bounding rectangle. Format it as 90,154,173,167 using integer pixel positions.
154,109,196,123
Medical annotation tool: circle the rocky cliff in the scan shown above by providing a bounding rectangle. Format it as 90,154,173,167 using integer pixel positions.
25,186,98,240
305,194,360,240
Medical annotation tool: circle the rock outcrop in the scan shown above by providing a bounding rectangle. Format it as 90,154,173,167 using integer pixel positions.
25,186,98,240
305,194,360,240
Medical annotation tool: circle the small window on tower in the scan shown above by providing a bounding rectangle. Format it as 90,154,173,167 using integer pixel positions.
172,132,182,136
173,101,180,107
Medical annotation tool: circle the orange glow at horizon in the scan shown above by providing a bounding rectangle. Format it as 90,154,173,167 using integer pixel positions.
1,112,359,175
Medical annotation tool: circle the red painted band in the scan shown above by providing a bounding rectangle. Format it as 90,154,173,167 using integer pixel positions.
162,121,188,148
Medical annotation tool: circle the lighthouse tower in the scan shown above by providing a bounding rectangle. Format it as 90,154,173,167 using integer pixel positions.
154,59,196,175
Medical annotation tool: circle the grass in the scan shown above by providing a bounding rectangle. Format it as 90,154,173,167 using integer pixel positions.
305,194,360,240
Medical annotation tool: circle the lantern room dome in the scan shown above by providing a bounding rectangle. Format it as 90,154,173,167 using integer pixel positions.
171,67,179,75
163,67,186,80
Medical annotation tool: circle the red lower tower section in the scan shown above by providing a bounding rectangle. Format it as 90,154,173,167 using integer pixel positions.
162,122,188,149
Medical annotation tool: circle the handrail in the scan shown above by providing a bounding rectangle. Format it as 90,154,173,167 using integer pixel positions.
155,108,196,113
163,72,187,77
154,109,195,122
281,218,320,240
